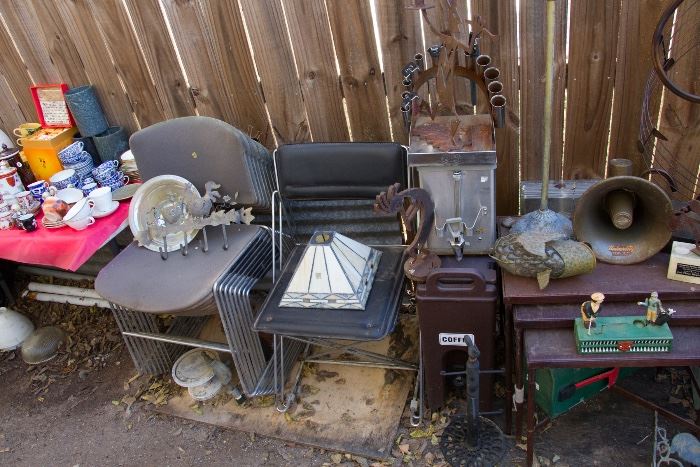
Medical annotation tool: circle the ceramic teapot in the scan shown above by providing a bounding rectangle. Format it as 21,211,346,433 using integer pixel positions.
0,159,25,203
42,186,70,221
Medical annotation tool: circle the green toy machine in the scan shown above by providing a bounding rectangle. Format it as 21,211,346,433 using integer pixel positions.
575,316,673,353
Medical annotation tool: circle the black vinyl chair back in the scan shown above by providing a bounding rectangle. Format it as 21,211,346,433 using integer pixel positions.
274,142,407,245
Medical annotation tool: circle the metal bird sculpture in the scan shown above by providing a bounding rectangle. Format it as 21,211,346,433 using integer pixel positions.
375,183,441,282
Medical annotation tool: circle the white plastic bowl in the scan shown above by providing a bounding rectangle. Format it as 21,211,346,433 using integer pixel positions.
0,307,35,350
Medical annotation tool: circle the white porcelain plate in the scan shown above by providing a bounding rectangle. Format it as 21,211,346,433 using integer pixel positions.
128,175,199,252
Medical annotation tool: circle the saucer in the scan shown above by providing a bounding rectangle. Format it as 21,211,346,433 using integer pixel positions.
41,217,66,229
112,183,141,201
93,200,119,218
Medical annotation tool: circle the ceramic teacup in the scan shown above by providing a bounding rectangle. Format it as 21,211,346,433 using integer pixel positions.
18,213,37,232
27,180,49,202
15,191,34,211
13,123,41,138
58,141,85,164
87,186,113,213
50,169,80,190
100,175,128,191
0,211,12,230
65,215,95,231
63,198,95,231
92,160,119,178
81,182,98,197
56,187,84,205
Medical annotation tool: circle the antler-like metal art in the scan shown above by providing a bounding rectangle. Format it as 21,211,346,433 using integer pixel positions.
401,0,506,137
375,183,441,282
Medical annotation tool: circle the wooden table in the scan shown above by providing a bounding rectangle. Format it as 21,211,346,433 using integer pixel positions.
524,325,700,467
501,252,699,440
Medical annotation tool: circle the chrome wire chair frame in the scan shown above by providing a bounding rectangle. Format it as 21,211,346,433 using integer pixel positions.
111,305,209,375
265,146,423,424
109,226,302,398
213,226,301,397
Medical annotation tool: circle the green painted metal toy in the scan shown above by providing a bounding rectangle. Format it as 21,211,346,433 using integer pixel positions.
575,316,673,354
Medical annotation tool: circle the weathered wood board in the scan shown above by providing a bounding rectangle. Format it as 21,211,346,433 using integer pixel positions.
157,316,418,460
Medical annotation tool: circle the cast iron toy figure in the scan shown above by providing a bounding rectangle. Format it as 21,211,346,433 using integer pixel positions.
638,291,676,325
580,292,605,334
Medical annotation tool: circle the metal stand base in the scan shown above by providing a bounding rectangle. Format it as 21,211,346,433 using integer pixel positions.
439,415,508,467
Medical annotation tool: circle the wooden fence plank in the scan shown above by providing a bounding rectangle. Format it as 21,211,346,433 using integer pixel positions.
563,0,620,178
519,0,567,181
375,0,423,144
326,0,391,141
472,0,520,215
90,0,165,128
0,75,29,134
0,23,35,120
609,0,666,175
197,0,272,146
656,2,700,201
122,0,195,121
55,0,137,134
0,0,61,84
159,0,233,123
28,0,89,87
284,0,348,142
240,0,309,144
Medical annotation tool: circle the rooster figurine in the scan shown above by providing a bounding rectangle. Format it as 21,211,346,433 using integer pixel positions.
188,181,221,218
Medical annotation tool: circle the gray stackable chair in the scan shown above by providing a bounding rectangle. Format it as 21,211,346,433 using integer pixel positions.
253,142,422,422
95,116,301,396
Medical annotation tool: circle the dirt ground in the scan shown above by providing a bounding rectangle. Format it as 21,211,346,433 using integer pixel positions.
1,276,696,467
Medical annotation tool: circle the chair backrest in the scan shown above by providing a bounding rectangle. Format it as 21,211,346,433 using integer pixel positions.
130,116,273,209
274,142,407,244
275,142,406,200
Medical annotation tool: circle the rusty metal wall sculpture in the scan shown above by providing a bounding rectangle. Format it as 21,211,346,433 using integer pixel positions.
375,183,441,282
401,0,506,136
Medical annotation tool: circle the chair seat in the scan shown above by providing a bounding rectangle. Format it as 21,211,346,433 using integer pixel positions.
253,245,406,340
96,225,268,315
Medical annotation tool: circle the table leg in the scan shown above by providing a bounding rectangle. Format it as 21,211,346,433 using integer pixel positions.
0,270,14,306
504,302,513,435
526,368,536,467
514,325,524,439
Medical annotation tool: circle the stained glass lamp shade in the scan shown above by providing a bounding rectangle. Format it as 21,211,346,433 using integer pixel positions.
279,231,382,310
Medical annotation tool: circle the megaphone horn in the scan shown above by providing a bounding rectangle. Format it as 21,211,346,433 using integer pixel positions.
573,158,673,265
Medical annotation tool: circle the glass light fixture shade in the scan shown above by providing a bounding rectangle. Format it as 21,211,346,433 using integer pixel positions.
280,231,382,310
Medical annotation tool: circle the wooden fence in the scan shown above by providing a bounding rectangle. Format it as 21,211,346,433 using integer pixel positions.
0,0,694,215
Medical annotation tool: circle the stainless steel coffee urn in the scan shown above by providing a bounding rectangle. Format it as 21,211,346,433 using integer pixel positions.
408,113,496,258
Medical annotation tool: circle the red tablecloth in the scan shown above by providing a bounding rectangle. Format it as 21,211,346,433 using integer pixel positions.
0,202,130,271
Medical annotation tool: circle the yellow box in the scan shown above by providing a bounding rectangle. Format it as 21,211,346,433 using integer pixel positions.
22,127,77,181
